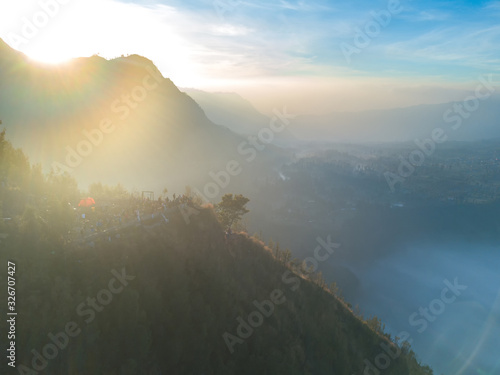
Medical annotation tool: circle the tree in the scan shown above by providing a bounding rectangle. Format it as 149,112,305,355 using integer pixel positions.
329,282,340,297
184,185,203,205
214,193,249,229
0,128,31,189
48,172,79,203
282,248,292,265
365,316,385,335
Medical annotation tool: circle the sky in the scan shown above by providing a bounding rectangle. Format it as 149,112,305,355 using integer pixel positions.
0,0,499,114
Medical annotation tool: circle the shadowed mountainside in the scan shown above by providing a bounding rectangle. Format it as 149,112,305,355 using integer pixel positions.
0,39,283,195
0,134,435,374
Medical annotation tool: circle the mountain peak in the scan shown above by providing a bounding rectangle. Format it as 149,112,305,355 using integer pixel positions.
0,38,29,67
113,53,155,67
0,38,167,85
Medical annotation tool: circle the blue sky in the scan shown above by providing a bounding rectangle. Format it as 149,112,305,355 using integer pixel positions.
1,0,499,113
164,0,500,79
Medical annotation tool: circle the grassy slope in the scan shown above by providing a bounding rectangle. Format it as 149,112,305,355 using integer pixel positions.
2,206,433,375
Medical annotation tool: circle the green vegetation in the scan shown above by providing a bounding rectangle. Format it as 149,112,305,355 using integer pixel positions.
215,193,250,229
0,129,433,374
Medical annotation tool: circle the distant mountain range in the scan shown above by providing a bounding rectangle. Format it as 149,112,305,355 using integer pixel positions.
290,95,500,142
185,85,500,144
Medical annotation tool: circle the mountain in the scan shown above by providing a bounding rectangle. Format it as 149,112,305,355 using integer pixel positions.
182,86,500,146
0,39,281,195
182,88,299,146
2,207,435,374
181,89,269,135
0,134,434,373
288,96,500,143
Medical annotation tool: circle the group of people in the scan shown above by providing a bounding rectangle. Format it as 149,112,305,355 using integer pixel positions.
225,227,233,241
72,194,195,240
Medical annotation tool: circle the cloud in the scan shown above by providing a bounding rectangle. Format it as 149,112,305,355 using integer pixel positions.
413,10,450,21
210,25,253,36
237,0,335,12
384,25,500,71
1,0,499,112
484,1,500,10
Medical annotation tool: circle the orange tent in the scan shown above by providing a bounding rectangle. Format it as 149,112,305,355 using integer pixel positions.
78,197,96,207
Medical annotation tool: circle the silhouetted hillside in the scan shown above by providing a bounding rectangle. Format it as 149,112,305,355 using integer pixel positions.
0,134,434,374
2,209,434,375
0,39,281,195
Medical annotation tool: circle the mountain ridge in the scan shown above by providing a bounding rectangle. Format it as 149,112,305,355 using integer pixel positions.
0,38,263,195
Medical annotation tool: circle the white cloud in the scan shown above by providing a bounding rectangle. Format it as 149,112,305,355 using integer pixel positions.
1,0,498,112
209,24,253,36
484,1,500,10
384,25,500,70
414,10,450,21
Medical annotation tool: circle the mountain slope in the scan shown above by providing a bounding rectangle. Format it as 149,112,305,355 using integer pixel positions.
181,89,270,135
182,88,299,146
0,115,434,375
1,204,434,374
0,39,281,195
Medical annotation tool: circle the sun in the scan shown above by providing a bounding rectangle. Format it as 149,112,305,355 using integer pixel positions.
24,46,74,65
20,33,86,65
7,0,201,83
